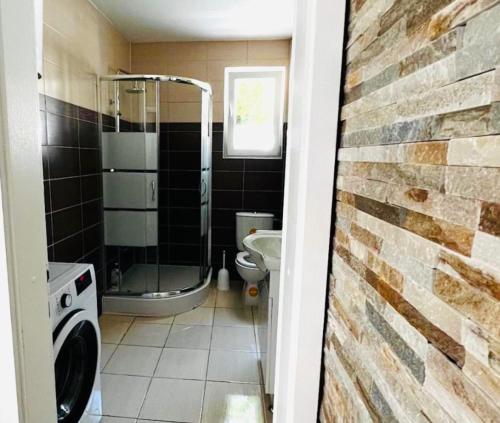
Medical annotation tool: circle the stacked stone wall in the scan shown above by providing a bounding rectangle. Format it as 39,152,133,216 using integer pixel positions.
320,0,500,421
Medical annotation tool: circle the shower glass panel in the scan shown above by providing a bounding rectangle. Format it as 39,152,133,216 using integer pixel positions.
100,75,212,298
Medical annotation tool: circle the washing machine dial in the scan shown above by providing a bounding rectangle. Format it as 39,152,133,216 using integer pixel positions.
60,293,72,309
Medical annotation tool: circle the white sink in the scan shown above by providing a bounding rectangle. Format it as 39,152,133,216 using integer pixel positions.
243,229,282,395
243,230,282,272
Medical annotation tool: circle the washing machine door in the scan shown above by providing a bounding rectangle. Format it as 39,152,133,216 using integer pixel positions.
53,309,100,423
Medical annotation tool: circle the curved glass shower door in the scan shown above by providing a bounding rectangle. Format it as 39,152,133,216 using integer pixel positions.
100,75,212,298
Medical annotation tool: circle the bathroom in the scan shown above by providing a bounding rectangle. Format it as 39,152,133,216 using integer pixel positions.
1,0,500,422
40,0,291,421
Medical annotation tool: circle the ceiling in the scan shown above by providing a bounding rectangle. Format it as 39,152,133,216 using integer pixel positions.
92,0,294,42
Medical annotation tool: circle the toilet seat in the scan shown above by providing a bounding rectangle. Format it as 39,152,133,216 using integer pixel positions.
236,251,258,269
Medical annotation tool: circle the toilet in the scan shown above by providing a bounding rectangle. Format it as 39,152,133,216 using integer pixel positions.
235,212,274,283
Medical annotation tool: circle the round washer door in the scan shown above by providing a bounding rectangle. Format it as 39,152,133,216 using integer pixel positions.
53,310,99,423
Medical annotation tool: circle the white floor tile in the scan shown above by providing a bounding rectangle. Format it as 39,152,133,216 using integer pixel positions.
139,378,204,422
103,345,162,377
99,315,134,344
216,288,245,309
121,322,171,347
201,381,264,423
99,417,136,423
211,326,257,352
134,315,174,325
100,343,118,371
207,350,260,384
201,288,216,307
214,307,254,327
101,374,150,418
155,347,209,380
174,307,214,325
166,324,212,349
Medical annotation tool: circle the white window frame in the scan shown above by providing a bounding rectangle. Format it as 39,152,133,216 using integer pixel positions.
223,66,286,159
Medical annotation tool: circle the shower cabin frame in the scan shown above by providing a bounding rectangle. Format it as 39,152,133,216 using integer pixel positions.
99,74,213,316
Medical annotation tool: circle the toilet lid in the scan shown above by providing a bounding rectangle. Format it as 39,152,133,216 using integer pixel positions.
235,251,258,269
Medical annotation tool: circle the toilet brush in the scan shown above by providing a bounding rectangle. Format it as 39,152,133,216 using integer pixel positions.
217,250,230,291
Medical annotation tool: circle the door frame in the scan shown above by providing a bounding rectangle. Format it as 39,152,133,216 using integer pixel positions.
0,0,57,421
274,0,347,421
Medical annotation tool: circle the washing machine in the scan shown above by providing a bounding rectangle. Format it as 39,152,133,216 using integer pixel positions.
48,262,102,422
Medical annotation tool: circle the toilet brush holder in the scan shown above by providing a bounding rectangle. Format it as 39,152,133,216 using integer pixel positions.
217,250,230,291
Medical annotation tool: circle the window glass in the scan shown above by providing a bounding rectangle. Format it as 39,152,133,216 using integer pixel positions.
224,67,285,159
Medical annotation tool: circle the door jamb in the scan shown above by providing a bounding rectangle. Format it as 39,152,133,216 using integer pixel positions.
274,0,347,421
0,0,57,421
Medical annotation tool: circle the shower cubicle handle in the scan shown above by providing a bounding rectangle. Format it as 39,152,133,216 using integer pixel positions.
151,180,156,202
200,179,207,196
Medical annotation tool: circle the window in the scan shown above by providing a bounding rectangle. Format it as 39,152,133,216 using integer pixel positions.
223,67,286,159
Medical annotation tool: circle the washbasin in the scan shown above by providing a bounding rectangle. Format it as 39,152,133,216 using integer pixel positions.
243,230,282,272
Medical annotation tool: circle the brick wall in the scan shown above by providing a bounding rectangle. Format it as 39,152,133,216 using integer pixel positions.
320,0,500,421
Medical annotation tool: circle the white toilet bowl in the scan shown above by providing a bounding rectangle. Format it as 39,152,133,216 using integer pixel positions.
235,251,267,283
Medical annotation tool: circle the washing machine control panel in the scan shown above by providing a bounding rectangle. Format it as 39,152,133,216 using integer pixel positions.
61,293,73,308
54,285,75,316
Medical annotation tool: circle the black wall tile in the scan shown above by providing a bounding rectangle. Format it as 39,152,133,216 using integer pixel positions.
244,172,283,191
169,171,200,189
244,158,283,171
81,175,102,202
243,191,283,211
82,200,102,228
169,208,199,226
48,147,80,179
213,190,242,209
169,152,201,170
53,233,83,262
78,106,98,124
169,244,200,264
83,248,103,274
50,177,81,211
44,181,51,213
212,132,223,151
212,152,244,171
47,113,78,147
213,172,243,190
169,131,201,151
42,146,49,179
80,149,100,175
45,96,78,118
170,226,200,245
169,190,199,208
159,226,169,243
79,120,99,148
212,209,237,227
169,122,201,131
51,205,82,243
83,224,102,255
212,226,235,246
45,214,53,246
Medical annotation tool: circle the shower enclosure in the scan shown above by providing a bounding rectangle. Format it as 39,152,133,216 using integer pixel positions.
99,75,212,316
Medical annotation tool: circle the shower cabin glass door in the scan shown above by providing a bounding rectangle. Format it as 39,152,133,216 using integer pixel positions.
100,76,212,297
102,79,160,294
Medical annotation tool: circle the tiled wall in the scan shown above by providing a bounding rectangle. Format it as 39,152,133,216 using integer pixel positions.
131,40,291,122
41,95,105,301
41,2,290,285
131,40,291,277
42,0,130,111
320,1,500,421
41,0,130,305
156,122,286,278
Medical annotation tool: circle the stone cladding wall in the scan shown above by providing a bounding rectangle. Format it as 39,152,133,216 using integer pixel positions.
320,0,500,421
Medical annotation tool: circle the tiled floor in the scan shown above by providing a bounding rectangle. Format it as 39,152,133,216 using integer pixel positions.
98,283,267,423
